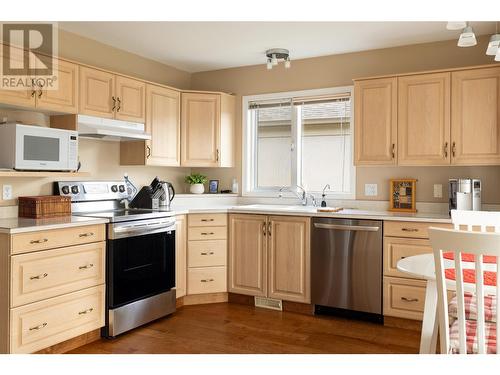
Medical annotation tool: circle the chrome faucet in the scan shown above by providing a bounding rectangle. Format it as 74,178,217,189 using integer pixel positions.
278,185,308,206
308,193,318,207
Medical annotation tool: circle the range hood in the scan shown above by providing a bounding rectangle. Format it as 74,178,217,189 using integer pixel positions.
76,114,151,141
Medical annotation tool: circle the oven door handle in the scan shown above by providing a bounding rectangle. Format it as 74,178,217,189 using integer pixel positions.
111,221,175,238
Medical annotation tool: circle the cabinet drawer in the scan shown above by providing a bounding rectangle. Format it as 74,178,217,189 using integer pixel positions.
11,224,105,255
10,285,105,354
383,277,426,320
188,240,227,268
187,266,227,295
188,226,227,241
384,221,450,239
188,214,227,227
11,242,105,307
383,237,432,279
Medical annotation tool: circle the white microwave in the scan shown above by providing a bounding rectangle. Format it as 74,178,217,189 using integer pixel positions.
0,123,78,171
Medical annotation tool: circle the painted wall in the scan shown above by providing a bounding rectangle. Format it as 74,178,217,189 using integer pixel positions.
190,35,500,203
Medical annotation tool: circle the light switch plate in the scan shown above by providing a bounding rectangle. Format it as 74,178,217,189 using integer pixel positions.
2,185,12,200
433,184,443,198
365,183,377,197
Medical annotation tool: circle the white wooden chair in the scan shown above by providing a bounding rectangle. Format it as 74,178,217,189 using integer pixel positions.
429,226,500,354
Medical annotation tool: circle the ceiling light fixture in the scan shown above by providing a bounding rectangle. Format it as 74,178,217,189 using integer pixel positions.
447,21,467,30
457,24,477,47
487,23,500,56
265,48,291,70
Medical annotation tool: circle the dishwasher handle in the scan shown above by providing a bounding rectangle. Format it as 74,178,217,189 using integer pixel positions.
313,223,380,232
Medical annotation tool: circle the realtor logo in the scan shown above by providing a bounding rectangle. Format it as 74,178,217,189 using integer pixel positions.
1,22,58,90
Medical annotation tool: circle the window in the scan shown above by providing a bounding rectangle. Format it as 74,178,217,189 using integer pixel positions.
243,87,354,198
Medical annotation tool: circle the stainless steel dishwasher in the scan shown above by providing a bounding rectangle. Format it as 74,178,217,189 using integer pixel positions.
311,217,383,322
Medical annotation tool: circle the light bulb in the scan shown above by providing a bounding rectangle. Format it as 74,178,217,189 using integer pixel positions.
284,58,291,69
266,59,273,70
486,34,500,55
457,25,477,47
271,54,278,66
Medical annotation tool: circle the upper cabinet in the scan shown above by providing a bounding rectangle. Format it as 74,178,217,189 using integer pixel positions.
37,59,79,114
79,66,145,122
0,47,78,113
398,72,450,166
354,77,397,165
451,67,500,165
355,65,500,166
120,84,181,166
181,92,235,168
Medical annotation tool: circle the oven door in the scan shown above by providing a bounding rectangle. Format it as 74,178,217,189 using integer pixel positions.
107,218,175,309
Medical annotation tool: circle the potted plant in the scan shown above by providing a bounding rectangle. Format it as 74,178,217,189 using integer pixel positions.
185,173,208,194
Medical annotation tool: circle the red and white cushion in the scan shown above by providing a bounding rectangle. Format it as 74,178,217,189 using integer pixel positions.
448,292,497,322
449,319,497,354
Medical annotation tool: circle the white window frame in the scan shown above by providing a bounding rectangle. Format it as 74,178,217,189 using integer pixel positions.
242,86,356,199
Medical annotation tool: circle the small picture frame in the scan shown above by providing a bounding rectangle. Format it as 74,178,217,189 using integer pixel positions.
208,179,220,194
389,179,417,213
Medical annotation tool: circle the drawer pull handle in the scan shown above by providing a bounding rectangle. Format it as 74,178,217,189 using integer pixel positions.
201,232,214,235
29,322,47,331
30,238,48,244
201,219,214,222
401,228,419,232
79,263,94,270
78,307,94,315
30,273,48,280
200,251,215,255
401,297,419,303
79,232,94,238
201,278,214,283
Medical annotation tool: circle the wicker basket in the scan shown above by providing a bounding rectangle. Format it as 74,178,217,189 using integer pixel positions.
18,195,72,219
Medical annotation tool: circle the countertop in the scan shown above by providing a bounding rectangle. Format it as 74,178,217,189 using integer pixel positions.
0,204,452,233
0,216,109,234
169,204,452,223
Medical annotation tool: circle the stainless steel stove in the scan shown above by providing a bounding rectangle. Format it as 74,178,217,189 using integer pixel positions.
55,180,177,338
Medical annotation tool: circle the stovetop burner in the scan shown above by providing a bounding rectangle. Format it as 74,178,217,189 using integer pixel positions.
74,208,173,223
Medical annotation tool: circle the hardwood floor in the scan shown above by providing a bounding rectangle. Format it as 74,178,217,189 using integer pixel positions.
69,303,421,354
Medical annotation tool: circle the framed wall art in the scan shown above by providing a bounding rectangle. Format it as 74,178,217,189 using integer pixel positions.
389,178,417,213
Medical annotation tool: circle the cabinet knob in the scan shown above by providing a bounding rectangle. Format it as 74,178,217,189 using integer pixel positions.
146,146,151,159
201,278,214,283
112,96,116,111
78,263,94,270
78,307,94,315
452,142,456,157
79,232,94,238
401,297,419,303
444,142,448,158
391,144,395,159
29,322,47,331
30,238,48,244
30,272,48,280
116,97,121,112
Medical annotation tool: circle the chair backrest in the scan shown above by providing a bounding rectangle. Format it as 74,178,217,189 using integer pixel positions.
451,210,500,232
429,227,500,354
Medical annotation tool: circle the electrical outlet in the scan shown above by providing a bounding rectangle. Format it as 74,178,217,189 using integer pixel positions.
2,185,12,200
364,184,378,197
433,184,443,198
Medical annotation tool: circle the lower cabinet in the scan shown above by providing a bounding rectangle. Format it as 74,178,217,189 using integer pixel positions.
228,214,311,304
186,214,228,296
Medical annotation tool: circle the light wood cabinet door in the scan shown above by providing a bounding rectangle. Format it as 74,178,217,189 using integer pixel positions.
175,215,187,299
146,84,180,166
268,216,311,303
354,77,397,165
79,66,115,118
36,59,78,113
451,67,500,165
0,45,35,108
181,93,220,167
228,214,267,297
115,75,146,122
398,73,451,165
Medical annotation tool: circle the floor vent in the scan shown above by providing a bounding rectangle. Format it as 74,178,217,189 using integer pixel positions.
254,297,283,311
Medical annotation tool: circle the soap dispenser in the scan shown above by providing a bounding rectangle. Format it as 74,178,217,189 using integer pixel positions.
321,184,331,207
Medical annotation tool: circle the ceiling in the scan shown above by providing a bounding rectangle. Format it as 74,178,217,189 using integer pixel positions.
59,22,497,73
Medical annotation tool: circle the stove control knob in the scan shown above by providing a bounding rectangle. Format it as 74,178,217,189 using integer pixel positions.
119,185,126,193
61,186,70,195
111,185,118,193
71,185,80,194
